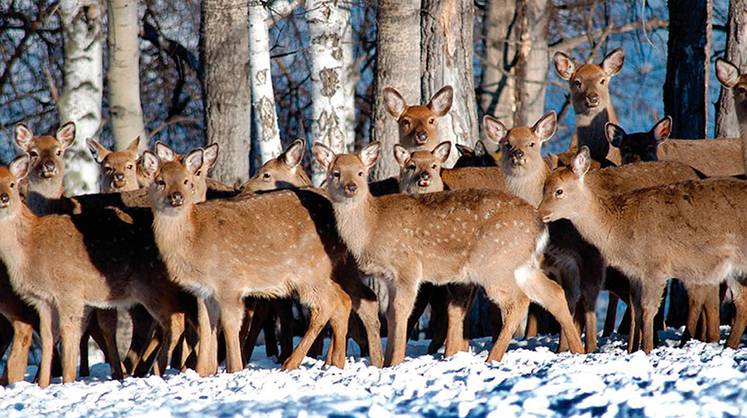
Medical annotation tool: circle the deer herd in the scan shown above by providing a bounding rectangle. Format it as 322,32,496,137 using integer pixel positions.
1,48,747,388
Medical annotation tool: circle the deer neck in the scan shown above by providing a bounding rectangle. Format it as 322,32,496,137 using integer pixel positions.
26,176,64,215
502,163,549,208
152,205,201,291
0,206,36,292
575,102,620,165
563,185,622,261
331,194,377,262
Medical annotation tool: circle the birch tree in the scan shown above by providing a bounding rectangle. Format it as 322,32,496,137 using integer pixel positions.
58,0,104,194
512,0,550,127
716,0,747,139
306,0,351,185
480,0,517,123
249,1,282,164
371,0,421,180
200,0,251,184
421,0,479,162
107,0,146,151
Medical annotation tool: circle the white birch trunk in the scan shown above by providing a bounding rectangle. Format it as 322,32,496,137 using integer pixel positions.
107,0,146,151
342,19,356,152
249,1,283,164
306,0,351,185
58,0,104,195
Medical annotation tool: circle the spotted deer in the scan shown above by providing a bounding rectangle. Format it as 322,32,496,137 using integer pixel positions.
538,147,745,353
383,85,453,150
606,118,721,345
143,149,383,373
314,141,584,366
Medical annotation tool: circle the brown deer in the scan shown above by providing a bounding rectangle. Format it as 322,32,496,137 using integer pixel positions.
453,141,498,168
87,137,141,193
606,117,721,345
240,139,310,194
0,155,192,387
538,147,746,353
553,48,625,166
313,141,584,366
383,85,453,150
143,149,383,373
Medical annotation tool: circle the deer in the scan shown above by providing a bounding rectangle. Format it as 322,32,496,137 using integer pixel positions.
383,85,453,151
313,141,584,366
716,57,747,173
538,146,747,353
605,117,722,345
240,139,310,194
143,149,383,373
553,48,625,166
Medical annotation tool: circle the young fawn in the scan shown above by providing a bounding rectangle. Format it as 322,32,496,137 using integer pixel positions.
553,48,625,166
144,149,383,372
313,141,583,366
383,85,453,150
606,118,721,344
240,138,310,194
87,137,141,193
539,147,746,353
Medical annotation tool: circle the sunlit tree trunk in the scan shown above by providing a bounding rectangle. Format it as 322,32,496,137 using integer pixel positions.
512,0,550,127
716,0,746,139
58,0,104,194
480,0,516,123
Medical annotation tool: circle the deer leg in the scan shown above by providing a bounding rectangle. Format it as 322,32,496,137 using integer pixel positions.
384,279,419,367
219,295,245,373
524,304,541,338
726,282,747,349
262,304,279,359
95,309,124,380
194,298,219,376
35,302,55,388
346,279,383,368
602,294,619,337
640,280,666,354
407,283,433,341
327,287,352,369
57,304,87,384
124,306,155,374
78,330,90,378
483,283,529,362
704,285,721,343
282,304,330,370
5,319,33,384
240,299,261,364
275,299,295,364
443,284,473,356
515,267,584,354
682,286,705,346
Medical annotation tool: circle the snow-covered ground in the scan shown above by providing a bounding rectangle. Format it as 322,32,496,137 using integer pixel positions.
2,329,747,418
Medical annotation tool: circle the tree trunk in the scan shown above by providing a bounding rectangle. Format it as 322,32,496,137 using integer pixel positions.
342,18,356,152
421,0,479,163
58,0,104,195
512,0,550,127
200,0,252,184
307,0,352,185
480,0,517,123
107,0,146,151
716,0,747,139
371,0,421,180
249,1,282,165
664,0,712,139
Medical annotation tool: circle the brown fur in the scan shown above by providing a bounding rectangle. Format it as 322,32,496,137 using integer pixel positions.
87,137,141,193
539,148,745,353
383,86,453,150
314,142,583,367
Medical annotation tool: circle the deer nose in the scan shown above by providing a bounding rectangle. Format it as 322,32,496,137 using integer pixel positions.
169,191,184,207
0,193,9,205
343,183,358,195
416,131,428,144
114,172,125,182
42,160,56,176
420,172,431,181
512,149,524,159
586,94,600,107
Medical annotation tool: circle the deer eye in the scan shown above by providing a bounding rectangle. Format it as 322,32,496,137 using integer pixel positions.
529,142,535,148
428,117,435,125
126,163,134,170
195,170,202,177
431,163,437,169
332,170,341,179
55,149,62,156
600,79,606,85
184,179,190,185
573,80,581,88
156,178,166,188
401,119,410,128
555,188,564,198
262,172,271,180
9,182,15,189
737,87,747,95
407,163,416,171
357,171,363,177
29,150,39,159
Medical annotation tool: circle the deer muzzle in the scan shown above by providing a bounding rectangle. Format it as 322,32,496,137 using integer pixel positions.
417,172,431,187
415,131,429,145
510,149,526,166
585,94,600,108
0,193,9,208
343,182,358,197
40,160,57,178
168,191,184,207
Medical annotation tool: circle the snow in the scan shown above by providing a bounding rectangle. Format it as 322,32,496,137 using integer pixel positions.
2,329,747,417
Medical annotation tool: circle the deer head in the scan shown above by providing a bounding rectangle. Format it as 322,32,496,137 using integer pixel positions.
313,142,380,204
605,117,672,164
87,136,141,193
241,139,311,193
539,146,593,223
553,48,624,115
0,155,30,221
383,86,453,150
484,111,557,176
716,58,747,126
394,141,451,194
142,148,205,216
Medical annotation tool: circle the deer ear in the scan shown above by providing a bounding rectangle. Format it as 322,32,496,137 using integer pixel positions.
15,124,34,151
602,47,625,76
571,146,592,178
652,116,672,144
383,87,407,119
428,86,453,117
532,111,557,143
553,51,576,80
474,140,488,156
312,142,336,171
432,141,451,164
282,139,305,168
393,144,411,168
86,138,110,163
202,143,219,169
126,136,141,153
184,149,204,175
56,121,76,149
360,142,381,168
139,151,160,180
9,155,30,181
483,115,508,144
455,143,474,158
605,122,626,148
155,142,177,162
716,58,741,88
